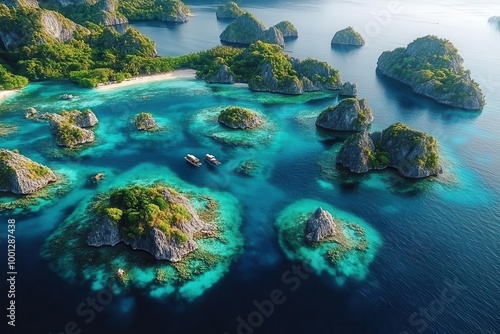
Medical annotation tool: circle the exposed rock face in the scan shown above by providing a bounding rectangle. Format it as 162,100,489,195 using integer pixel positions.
274,21,298,38
377,35,485,110
316,98,373,132
216,1,245,20
0,149,57,195
339,82,357,96
218,106,264,129
219,13,266,45
25,107,38,119
331,26,365,46
161,0,190,23
87,188,217,262
249,57,341,95
337,123,443,178
305,208,337,243
40,11,86,43
75,109,99,128
261,27,284,47
135,112,156,130
45,111,96,147
3,0,40,8
205,64,235,84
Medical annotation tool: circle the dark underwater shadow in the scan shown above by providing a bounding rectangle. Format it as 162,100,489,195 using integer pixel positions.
375,68,482,123
331,43,363,55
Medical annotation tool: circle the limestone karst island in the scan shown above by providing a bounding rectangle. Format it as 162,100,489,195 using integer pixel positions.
1,1,498,334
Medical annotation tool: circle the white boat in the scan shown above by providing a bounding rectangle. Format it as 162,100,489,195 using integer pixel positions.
185,154,202,167
205,154,221,166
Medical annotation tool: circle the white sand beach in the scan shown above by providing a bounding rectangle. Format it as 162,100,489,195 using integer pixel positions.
96,69,197,91
0,90,20,101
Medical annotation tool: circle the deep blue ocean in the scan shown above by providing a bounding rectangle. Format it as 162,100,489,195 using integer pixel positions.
1,1,499,333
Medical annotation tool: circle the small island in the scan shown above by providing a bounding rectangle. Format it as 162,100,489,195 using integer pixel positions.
274,21,298,39
276,199,381,281
42,165,244,301
316,98,373,132
336,122,443,178
331,27,365,46
0,148,57,194
219,12,284,47
135,112,157,131
88,185,216,262
377,35,485,110
218,106,264,129
45,109,98,148
216,1,245,20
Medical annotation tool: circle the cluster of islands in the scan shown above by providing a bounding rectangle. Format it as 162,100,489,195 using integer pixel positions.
0,0,490,299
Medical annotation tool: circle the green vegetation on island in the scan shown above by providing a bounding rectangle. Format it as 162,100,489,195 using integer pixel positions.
331,26,364,46
336,122,443,178
92,184,190,241
135,112,157,131
216,1,245,20
218,106,264,129
274,21,298,38
377,35,485,109
193,41,341,94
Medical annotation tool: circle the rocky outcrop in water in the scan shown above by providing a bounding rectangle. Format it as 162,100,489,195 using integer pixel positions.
218,106,264,129
305,208,337,243
87,187,217,262
274,21,298,39
331,26,365,46
161,0,190,23
25,107,38,119
75,109,98,127
216,1,245,20
135,112,156,130
205,64,235,84
219,13,266,45
336,123,443,178
316,98,373,132
339,82,357,96
0,148,57,194
261,27,284,47
377,35,485,110
45,110,97,147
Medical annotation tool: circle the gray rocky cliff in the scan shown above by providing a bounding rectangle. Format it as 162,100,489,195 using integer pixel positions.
331,27,365,46
274,21,298,38
87,188,217,262
40,11,88,43
305,208,337,243
377,35,485,110
261,27,284,47
339,82,357,96
135,113,156,130
0,149,57,195
3,0,40,8
316,98,373,132
205,64,235,84
75,109,99,128
336,132,374,173
46,112,96,147
336,123,443,178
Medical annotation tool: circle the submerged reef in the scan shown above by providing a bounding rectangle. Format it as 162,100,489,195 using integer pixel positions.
190,106,274,147
276,199,381,282
41,165,243,301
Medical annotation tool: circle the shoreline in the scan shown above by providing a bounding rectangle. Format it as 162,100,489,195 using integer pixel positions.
0,90,20,101
96,69,197,91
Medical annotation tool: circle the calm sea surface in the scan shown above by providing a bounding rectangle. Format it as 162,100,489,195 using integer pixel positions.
1,1,499,333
